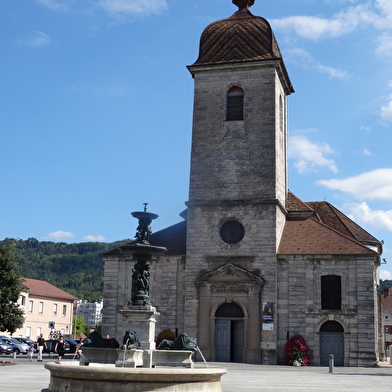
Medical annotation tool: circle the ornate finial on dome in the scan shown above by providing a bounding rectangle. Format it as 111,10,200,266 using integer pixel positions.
232,0,255,10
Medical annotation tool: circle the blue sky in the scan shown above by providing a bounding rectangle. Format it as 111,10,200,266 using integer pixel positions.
1,0,392,278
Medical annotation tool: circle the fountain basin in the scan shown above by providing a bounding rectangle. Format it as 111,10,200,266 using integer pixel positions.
80,347,119,366
45,362,227,392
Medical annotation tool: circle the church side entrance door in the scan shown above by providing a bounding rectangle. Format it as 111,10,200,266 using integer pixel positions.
320,321,344,366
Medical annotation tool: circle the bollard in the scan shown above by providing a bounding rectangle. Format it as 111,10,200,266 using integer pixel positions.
13,351,17,360
329,354,334,373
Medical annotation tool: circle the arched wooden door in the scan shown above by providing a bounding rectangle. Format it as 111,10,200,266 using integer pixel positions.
320,321,344,366
214,303,244,362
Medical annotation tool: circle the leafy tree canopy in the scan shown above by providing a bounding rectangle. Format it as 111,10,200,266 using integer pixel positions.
0,238,131,302
0,242,25,334
72,315,90,337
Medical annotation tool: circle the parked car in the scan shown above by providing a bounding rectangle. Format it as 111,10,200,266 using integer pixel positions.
0,336,29,355
0,339,13,355
43,339,71,354
14,337,37,352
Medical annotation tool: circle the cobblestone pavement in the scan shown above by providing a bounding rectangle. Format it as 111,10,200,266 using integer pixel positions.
1,354,392,392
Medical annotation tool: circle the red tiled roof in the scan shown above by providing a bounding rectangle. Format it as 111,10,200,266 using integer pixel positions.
278,217,377,255
21,278,78,301
382,292,392,313
308,201,380,245
287,191,314,213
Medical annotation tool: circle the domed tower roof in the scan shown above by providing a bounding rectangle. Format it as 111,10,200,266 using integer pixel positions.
192,1,283,67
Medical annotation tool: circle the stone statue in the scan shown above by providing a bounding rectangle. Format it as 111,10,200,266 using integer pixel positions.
157,333,194,350
85,330,120,348
233,0,255,10
122,330,140,349
132,262,150,292
134,216,152,244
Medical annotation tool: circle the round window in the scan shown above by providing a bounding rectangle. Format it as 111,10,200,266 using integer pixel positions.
220,221,245,244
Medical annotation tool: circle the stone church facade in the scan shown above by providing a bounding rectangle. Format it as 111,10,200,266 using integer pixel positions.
101,1,383,366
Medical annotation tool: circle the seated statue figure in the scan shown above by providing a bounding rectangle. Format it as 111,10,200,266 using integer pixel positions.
157,333,193,350
122,330,140,349
85,330,120,349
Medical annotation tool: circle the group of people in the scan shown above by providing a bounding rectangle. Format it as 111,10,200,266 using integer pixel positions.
28,333,47,362
27,334,84,363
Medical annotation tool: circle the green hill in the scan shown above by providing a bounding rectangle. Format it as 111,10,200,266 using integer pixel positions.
1,237,131,302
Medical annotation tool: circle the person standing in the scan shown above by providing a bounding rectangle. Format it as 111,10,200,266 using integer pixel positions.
54,336,65,363
37,334,46,362
28,344,35,362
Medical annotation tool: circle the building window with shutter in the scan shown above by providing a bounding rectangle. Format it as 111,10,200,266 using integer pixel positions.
226,86,244,121
321,275,341,310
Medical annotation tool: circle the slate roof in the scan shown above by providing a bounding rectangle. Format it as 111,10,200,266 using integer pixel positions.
150,220,186,255
21,278,78,301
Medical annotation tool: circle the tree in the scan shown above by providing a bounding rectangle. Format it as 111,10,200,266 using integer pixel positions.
72,315,90,338
0,243,25,334
95,320,102,333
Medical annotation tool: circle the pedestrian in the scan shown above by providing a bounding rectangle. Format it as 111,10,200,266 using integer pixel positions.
75,338,84,361
28,344,35,362
54,336,65,363
37,333,47,362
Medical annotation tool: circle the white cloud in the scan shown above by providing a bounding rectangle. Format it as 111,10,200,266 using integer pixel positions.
46,230,75,240
289,135,339,173
341,201,392,232
380,96,392,121
97,0,167,16
380,269,392,280
360,125,372,131
376,34,392,58
18,32,51,47
271,2,392,41
363,148,373,156
36,0,69,11
317,168,392,200
83,235,105,242
286,48,349,79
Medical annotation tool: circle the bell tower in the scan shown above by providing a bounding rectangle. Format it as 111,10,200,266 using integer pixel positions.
185,1,294,364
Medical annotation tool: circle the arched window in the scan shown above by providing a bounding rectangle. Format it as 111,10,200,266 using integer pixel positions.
226,87,244,121
321,275,342,310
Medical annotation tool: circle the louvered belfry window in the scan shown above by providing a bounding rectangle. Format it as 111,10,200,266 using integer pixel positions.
226,86,244,121
321,275,342,310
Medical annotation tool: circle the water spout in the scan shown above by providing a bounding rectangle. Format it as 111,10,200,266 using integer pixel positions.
190,340,208,368
122,339,129,368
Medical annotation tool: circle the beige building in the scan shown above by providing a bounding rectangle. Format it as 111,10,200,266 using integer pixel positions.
2,278,77,339
101,1,383,366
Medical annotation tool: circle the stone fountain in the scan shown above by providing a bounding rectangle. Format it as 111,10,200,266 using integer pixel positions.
45,204,227,391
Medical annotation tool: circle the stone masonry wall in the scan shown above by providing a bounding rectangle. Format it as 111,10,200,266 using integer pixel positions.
277,254,379,366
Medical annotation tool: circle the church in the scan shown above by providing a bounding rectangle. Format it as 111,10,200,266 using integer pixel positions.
101,1,383,366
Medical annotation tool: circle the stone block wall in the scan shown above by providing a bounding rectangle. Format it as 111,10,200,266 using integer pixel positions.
277,254,379,366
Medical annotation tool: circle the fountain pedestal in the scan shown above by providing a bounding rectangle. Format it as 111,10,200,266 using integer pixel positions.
119,305,160,367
